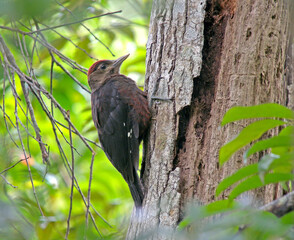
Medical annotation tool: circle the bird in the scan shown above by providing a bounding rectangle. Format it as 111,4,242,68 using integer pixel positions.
87,54,150,208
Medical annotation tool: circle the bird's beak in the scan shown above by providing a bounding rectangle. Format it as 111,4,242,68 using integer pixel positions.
112,54,130,69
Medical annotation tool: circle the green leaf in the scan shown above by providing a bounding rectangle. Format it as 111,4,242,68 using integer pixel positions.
272,126,294,155
281,212,294,225
221,103,294,126
219,119,285,165
229,173,294,200
262,172,293,185
278,126,294,136
215,164,258,196
269,152,294,172
244,136,293,160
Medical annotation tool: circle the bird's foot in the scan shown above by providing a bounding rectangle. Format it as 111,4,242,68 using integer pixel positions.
150,96,173,101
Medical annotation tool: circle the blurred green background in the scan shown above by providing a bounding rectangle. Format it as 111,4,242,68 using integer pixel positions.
0,0,152,239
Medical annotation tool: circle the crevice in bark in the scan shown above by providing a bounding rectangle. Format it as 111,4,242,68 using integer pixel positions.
128,1,291,238
173,106,191,170
178,0,233,211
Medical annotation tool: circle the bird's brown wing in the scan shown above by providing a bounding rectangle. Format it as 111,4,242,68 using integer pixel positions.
91,80,139,183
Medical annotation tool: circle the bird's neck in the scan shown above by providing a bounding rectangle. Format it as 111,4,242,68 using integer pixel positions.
90,74,123,92
89,80,103,92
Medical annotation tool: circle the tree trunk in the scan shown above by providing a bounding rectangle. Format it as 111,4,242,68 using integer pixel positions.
127,0,293,239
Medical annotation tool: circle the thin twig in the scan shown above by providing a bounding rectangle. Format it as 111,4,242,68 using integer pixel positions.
29,23,81,155
0,11,121,37
4,37,105,234
55,120,101,148
0,61,18,148
13,116,41,143
0,25,27,34
0,13,112,234
16,20,87,74
56,1,116,56
0,158,27,174
34,20,91,94
0,105,16,128
12,70,44,216
50,58,54,115
90,204,112,227
32,89,80,155
39,22,97,60
29,11,122,35
51,117,105,234
86,153,95,225
3,179,34,228
31,36,41,64
14,33,49,163
65,111,74,240
0,174,17,188
96,1,148,28
4,66,21,100
0,34,83,153
54,58,90,94
32,19,87,73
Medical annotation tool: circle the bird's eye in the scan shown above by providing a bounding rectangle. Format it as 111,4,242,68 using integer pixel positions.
100,64,107,70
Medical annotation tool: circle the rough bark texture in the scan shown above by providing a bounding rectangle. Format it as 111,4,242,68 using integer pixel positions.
127,0,292,239
127,0,206,239
181,0,292,207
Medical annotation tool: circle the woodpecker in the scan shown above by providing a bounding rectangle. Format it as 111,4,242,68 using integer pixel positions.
87,54,150,208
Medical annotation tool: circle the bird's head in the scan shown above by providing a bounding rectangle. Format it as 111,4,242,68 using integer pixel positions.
87,54,130,91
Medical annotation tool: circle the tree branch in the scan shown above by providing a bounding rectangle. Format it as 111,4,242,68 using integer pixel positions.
0,34,49,163
0,11,122,36
29,11,122,34
261,191,294,217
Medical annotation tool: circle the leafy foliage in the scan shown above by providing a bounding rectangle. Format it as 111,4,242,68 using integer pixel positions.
177,103,294,239
177,200,294,240
0,0,152,239
218,103,294,199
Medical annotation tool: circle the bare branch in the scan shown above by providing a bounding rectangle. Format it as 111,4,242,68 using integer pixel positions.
56,1,116,56
39,22,97,60
90,204,112,227
0,60,18,148
55,120,101,148
0,158,27,175
65,111,74,240
0,174,17,188
15,33,49,164
29,11,122,35
261,191,294,217
1,33,49,164
0,35,91,153
54,58,90,94
86,152,95,225
0,11,122,37
0,26,27,35
13,73,44,216
0,5,115,234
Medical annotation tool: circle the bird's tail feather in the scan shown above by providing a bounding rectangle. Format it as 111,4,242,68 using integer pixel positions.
128,171,144,209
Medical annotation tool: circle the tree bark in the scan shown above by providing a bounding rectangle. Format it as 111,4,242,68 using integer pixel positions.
127,0,293,239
